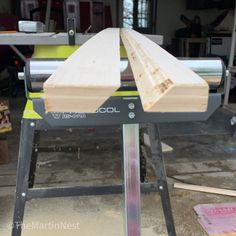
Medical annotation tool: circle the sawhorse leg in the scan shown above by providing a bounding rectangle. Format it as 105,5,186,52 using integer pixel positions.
148,123,176,236
28,131,40,188
123,124,141,236
12,119,36,236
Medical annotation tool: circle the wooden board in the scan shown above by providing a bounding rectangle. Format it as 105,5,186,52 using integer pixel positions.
143,133,173,152
121,28,209,112
44,28,121,113
174,182,236,197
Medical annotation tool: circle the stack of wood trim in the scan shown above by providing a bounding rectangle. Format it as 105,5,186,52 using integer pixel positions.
44,28,209,113
44,28,121,113
121,28,209,112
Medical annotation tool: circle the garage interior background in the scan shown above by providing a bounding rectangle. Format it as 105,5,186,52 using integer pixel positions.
0,1,236,236
0,0,234,43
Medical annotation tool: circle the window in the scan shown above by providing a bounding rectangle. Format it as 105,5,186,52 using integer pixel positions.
123,0,134,28
122,0,155,33
138,0,150,28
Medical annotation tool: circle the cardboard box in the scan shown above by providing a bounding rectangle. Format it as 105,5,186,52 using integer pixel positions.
0,100,12,134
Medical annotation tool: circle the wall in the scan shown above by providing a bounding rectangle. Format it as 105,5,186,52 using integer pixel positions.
156,0,224,46
0,0,11,14
91,0,225,45
103,0,117,27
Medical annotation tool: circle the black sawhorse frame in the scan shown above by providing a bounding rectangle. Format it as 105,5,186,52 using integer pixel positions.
12,118,176,236
11,92,221,236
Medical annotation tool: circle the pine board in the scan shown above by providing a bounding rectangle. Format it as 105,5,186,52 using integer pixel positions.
121,28,209,112
44,28,121,113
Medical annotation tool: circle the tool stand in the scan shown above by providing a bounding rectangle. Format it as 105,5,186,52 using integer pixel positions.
12,120,175,236
11,99,182,236
0,22,223,236
11,88,221,236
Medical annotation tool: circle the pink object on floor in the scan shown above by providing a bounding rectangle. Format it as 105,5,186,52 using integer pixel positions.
194,202,236,235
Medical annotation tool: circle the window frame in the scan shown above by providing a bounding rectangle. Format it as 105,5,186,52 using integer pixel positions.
121,0,157,34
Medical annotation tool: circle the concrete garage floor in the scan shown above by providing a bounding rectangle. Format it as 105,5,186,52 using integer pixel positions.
1,96,236,236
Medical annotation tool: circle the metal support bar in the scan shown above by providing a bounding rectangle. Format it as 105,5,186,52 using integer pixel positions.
28,131,40,188
45,0,52,32
223,1,236,106
12,120,36,236
9,45,27,63
148,123,176,236
67,18,76,45
37,146,78,153
0,33,163,45
27,183,157,200
123,124,141,236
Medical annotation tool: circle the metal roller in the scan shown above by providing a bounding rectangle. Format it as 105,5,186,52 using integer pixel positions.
179,58,225,89
21,58,225,91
